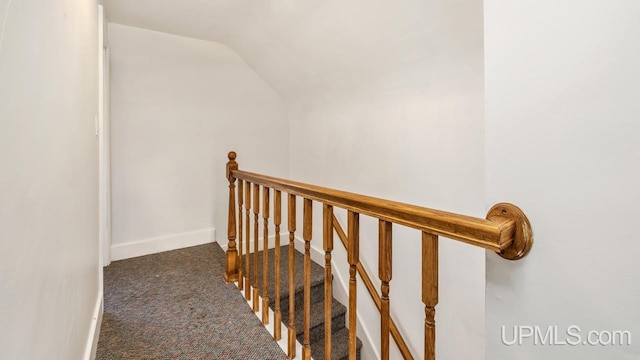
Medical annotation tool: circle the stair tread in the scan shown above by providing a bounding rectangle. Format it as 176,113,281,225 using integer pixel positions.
309,327,362,360
243,246,361,360
245,245,325,302
281,298,347,340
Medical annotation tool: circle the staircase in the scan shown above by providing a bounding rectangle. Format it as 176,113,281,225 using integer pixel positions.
226,152,533,360
249,245,362,360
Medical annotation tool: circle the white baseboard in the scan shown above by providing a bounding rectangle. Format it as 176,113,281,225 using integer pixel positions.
111,228,216,261
292,236,326,266
83,292,103,360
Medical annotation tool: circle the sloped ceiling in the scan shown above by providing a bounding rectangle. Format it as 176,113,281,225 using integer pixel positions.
104,0,481,99
104,2,486,358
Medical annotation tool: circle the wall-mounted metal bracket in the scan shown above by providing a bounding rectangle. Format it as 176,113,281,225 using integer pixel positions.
486,203,533,260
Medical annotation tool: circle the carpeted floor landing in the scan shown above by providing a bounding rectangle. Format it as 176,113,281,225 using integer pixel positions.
96,243,287,360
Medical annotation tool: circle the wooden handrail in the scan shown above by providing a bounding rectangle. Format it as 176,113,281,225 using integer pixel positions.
224,152,533,360
231,169,530,255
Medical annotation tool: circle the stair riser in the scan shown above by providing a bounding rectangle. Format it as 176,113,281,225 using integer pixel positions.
250,247,362,360
275,285,348,339
277,283,325,315
338,350,361,360
301,312,346,343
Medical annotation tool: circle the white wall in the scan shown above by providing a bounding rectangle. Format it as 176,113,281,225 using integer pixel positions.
0,1,100,359
485,1,640,359
105,1,486,358
270,2,485,359
109,24,288,258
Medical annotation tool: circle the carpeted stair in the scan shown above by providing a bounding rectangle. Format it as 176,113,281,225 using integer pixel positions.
249,245,362,360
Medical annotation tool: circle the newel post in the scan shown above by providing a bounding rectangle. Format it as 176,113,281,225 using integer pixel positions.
223,151,239,283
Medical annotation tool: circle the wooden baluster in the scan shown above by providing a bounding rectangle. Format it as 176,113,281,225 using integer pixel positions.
323,204,334,359
332,215,414,360
274,191,282,340
302,199,313,360
238,180,244,291
245,181,252,301
262,187,270,325
253,183,260,312
422,232,438,360
333,215,413,360
379,220,392,360
287,194,297,359
223,152,239,283
347,211,359,360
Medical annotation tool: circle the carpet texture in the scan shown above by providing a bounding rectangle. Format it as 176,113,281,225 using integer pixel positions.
249,246,362,360
97,243,287,360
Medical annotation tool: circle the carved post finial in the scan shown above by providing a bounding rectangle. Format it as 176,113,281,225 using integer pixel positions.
227,151,238,182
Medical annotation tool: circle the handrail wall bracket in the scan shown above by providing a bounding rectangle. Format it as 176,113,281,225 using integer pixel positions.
486,203,533,260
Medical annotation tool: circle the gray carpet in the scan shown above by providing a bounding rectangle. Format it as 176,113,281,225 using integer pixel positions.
96,243,287,360
249,246,362,360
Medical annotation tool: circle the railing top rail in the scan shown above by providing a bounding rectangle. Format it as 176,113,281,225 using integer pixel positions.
231,168,527,254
